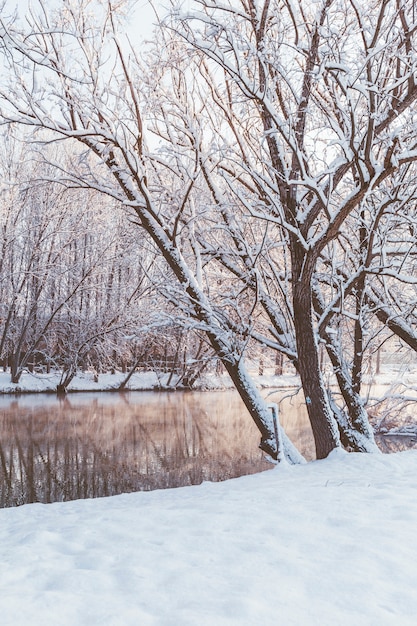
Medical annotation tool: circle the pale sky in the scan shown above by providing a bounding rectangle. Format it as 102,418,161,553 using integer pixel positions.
2,0,167,43
129,0,165,43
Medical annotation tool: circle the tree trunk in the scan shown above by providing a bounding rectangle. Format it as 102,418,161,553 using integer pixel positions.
119,353,147,390
139,222,305,463
10,352,22,384
57,366,77,395
292,280,340,459
312,284,378,452
351,214,367,394
275,352,283,376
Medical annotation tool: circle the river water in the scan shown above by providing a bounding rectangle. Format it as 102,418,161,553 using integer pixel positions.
0,389,414,507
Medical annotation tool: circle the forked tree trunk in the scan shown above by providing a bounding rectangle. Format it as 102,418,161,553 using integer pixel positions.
57,365,77,395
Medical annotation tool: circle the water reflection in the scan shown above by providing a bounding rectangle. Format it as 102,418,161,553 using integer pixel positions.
375,434,417,454
1,390,313,508
3,389,410,509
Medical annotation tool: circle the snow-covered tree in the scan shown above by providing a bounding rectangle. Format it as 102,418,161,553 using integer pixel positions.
0,0,304,461
1,0,416,460
170,0,417,456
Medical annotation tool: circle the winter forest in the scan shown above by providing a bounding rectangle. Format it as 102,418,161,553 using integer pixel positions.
0,0,417,464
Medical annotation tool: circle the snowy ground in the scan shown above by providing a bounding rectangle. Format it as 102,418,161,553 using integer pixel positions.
2,368,417,624
0,363,415,395
1,449,417,625
0,368,299,394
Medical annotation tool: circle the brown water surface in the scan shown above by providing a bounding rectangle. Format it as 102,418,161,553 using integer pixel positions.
1,389,412,508
0,390,313,507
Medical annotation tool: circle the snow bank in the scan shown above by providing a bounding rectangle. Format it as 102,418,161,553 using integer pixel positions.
0,369,301,394
1,450,417,625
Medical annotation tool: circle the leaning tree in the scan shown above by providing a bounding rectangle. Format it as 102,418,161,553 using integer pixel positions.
0,0,305,462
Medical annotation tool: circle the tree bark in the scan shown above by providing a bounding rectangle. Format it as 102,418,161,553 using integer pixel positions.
312,284,378,452
292,277,340,459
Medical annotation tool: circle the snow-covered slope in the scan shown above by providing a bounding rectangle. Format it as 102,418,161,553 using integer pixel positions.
1,449,416,625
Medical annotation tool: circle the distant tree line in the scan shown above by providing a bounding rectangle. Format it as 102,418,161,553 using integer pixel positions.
0,137,216,389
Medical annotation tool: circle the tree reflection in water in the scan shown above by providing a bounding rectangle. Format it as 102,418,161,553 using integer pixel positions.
2,391,415,508
1,391,307,508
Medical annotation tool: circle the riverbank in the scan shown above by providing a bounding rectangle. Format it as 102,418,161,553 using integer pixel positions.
1,363,417,395
1,448,417,625
0,368,301,394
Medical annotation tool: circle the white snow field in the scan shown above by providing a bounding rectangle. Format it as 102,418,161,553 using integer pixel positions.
1,448,417,626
